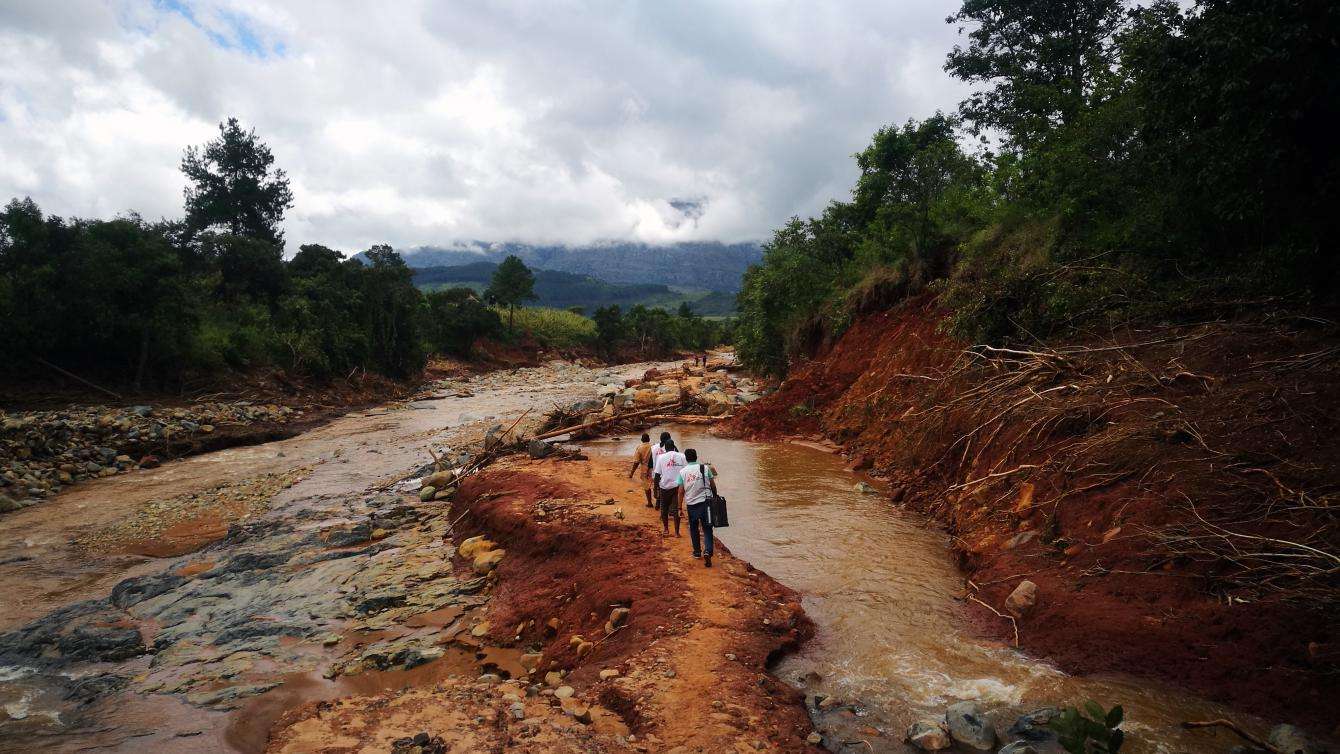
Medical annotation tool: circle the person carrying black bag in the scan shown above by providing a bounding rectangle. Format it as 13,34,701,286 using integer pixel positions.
676,448,718,567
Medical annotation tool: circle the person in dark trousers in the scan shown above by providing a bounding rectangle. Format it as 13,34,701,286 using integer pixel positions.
652,439,686,536
627,433,654,508
676,448,717,567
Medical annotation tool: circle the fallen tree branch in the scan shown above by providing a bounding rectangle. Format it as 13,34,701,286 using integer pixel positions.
1180,720,1281,753
33,357,123,401
965,582,1019,647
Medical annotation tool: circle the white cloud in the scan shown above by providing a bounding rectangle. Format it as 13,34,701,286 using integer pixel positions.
0,0,971,252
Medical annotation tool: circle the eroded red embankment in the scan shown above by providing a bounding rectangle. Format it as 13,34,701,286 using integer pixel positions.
450,463,817,749
721,297,1339,732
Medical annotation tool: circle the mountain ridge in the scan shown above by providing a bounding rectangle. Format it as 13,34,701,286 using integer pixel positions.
387,240,762,292
411,261,737,315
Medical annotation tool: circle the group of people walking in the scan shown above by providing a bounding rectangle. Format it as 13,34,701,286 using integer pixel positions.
629,431,717,567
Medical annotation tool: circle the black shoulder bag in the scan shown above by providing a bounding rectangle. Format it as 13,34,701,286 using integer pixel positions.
700,462,729,527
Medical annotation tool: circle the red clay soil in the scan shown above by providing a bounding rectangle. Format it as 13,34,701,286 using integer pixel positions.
722,296,1340,735
450,457,820,751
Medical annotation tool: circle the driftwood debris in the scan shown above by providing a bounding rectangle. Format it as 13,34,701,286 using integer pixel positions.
644,414,723,424
532,401,682,441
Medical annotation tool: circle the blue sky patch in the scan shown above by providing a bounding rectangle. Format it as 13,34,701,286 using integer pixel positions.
150,0,283,59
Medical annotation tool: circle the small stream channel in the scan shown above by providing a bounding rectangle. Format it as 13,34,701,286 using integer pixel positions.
593,426,1250,754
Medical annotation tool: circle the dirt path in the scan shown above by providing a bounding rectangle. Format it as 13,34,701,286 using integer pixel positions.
267,453,820,753
540,455,817,752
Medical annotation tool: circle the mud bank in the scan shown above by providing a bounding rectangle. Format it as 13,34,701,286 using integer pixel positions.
270,455,819,752
721,299,1340,737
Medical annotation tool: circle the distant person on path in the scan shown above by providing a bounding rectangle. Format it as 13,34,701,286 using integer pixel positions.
677,448,717,567
652,439,687,537
628,433,654,508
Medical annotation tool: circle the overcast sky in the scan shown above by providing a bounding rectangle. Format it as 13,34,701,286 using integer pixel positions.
0,1,970,252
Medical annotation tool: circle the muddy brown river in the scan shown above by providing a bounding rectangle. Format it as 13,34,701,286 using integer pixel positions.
594,426,1255,754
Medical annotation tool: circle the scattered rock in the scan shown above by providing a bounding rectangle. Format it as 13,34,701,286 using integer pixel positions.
945,701,996,751
560,698,592,724
1007,708,1059,741
458,535,495,560
906,720,952,750
1004,580,1039,617
527,439,554,459
473,548,505,574
599,669,620,680
554,685,575,699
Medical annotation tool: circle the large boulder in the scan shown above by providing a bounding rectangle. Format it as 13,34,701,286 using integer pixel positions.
945,701,996,751
997,743,1038,754
906,720,952,750
1004,580,1039,617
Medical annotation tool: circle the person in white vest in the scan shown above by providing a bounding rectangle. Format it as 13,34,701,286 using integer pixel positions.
651,438,686,537
676,448,717,567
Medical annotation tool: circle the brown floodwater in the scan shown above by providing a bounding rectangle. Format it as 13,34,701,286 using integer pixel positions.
593,426,1256,754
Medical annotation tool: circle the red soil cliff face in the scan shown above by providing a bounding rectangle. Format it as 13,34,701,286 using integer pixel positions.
722,297,1340,733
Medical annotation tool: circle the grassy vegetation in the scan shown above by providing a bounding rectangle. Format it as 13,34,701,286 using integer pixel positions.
501,306,597,350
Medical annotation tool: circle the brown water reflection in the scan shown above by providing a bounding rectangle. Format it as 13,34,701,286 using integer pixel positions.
593,425,1250,754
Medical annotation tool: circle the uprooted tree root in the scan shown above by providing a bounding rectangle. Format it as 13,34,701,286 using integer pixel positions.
826,315,1340,604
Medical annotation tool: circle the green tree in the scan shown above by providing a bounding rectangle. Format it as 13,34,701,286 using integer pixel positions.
181,118,294,246
485,254,537,333
423,287,502,357
198,232,287,304
945,0,1126,148
853,113,985,281
592,305,626,356
359,244,425,377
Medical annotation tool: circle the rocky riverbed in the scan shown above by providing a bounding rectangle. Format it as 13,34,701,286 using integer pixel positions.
0,400,304,513
0,356,786,752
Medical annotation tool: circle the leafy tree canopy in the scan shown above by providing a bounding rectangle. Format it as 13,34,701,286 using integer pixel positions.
485,254,537,331
181,118,294,246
